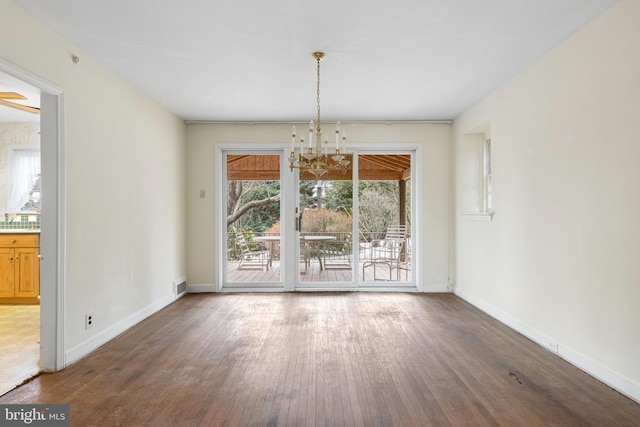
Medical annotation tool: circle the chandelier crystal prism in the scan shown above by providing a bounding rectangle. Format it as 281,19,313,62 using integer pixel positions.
289,52,350,178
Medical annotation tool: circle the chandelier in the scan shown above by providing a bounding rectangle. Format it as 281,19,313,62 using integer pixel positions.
289,52,350,178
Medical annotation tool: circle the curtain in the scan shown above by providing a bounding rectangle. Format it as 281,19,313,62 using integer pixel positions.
7,149,41,213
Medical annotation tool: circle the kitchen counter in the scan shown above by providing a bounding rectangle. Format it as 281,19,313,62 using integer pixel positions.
0,229,40,234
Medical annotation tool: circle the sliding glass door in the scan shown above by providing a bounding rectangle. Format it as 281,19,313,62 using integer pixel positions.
220,148,414,290
297,157,356,288
358,154,412,284
224,152,282,287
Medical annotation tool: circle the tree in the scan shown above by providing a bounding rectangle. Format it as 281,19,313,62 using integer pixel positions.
226,178,405,238
227,180,281,231
358,181,400,240
324,180,400,239
299,180,317,210
301,208,351,233
227,195,280,227
323,180,353,213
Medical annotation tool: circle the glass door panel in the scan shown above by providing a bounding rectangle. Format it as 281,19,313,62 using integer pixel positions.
297,165,355,287
220,150,414,289
358,154,412,284
225,153,282,286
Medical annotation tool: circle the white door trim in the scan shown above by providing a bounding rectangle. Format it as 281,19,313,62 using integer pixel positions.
216,144,289,291
215,141,421,292
0,58,66,371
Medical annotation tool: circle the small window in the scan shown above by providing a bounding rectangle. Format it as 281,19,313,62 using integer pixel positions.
482,138,492,212
7,145,41,213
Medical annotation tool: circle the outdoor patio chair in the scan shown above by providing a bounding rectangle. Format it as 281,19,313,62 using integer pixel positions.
301,234,323,270
362,225,407,280
321,233,352,269
300,238,309,273
236,234,270,270
390,237,411,280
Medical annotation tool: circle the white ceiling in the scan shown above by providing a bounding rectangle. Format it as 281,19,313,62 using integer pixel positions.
5,0,618,122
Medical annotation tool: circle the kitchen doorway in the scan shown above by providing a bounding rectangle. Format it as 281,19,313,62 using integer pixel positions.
0,60,65,393
0,70,41,395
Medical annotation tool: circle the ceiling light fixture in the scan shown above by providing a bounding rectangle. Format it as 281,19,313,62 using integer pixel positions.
289,52,350,178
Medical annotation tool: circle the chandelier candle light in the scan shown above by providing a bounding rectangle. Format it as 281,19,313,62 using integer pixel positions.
289,52,350,178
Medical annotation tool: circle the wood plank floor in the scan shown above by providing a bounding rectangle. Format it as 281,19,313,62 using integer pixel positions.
2,293,639,426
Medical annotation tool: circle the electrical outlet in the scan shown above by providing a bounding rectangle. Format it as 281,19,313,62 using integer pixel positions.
85,314,94,329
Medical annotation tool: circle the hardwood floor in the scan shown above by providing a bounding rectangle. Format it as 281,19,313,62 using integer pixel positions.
1,293,639,426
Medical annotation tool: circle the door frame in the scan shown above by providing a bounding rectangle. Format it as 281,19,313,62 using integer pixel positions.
216,142,421,292
216,145,291,291
353,147,418,290
0,58,66,371
294,153,359,291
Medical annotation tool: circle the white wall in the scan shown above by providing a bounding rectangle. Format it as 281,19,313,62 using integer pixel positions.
186,122,451,291
0,0,187,365
453,0,640,402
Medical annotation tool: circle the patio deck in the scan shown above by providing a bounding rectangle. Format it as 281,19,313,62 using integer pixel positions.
226,259,411,283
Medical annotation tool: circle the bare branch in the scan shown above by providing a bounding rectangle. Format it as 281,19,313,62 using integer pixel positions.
227,194,281,227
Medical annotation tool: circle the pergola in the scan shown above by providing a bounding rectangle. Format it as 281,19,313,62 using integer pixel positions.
227,154,411,226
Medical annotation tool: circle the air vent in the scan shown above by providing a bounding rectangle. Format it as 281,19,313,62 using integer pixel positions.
173,278,187,299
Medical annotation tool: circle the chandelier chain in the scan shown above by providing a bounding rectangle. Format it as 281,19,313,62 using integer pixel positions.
316,56,321,132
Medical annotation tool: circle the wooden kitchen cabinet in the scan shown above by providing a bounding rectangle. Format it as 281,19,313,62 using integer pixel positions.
0,234,39,304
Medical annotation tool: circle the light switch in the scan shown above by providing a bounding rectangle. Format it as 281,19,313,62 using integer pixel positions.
199,189,205,198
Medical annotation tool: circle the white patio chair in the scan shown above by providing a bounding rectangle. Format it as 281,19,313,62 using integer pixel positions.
236,234,270,270
321,233,352,269
362,225,407,280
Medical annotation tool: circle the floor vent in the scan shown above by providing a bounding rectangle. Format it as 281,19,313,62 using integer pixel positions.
173,279,187,298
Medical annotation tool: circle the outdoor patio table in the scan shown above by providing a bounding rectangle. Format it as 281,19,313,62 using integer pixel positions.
302,235,336,270
254,235,280,267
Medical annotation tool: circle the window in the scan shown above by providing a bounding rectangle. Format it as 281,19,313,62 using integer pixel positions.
7,146,41,213
459,130,492,221
482,138,492,212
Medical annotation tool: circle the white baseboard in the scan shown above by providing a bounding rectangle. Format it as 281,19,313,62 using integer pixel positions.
65,294,175,366
420,283,450,293
455,288,640,404
292,286,418,292
222,287,286,292
187,283,217,293
188,283,449,293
